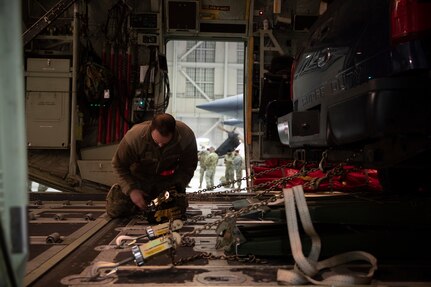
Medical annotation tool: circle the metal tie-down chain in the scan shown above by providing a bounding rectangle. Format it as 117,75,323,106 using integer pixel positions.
171,250,265,266
169,151,363,265
94,151,363,271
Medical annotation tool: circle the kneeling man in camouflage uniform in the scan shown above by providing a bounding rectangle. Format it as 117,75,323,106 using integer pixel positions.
106,113,198,222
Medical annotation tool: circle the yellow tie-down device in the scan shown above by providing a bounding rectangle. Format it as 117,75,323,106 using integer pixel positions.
115,219,183,247
132,232,181,266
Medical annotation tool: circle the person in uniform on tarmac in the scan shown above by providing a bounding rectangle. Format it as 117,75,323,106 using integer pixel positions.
197,147,209,188
106,113,198,220
204,147,219,189
224,150,235,188
232,150,243,189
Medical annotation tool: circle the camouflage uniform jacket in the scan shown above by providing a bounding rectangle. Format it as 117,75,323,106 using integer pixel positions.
224,152,234,168
205,152,219,171
232,154,243,170
198,150,209,168
112,120,198,196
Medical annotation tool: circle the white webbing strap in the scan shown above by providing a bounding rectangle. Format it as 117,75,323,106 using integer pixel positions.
277,185,378,285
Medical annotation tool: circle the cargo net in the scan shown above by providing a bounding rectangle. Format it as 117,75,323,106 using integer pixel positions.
251,159,382,193
186,151,383,202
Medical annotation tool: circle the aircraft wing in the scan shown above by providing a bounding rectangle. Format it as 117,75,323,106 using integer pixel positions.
196,94,243,127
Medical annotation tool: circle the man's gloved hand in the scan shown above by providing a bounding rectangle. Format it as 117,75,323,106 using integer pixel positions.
129,189,149,209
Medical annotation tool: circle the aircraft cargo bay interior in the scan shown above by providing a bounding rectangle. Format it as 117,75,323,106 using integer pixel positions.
1,0,431,286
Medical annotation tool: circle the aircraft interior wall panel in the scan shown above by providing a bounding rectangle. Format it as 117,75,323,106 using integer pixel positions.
25,58,71,149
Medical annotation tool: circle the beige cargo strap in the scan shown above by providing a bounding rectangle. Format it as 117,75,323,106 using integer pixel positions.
277,185,378,285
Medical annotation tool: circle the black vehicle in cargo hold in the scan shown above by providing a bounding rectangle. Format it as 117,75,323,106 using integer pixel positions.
277,0,431,192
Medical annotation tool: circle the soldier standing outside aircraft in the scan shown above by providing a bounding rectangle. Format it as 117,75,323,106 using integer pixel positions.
197,147,209,188
204,147,219,189
224,150,235,188
232,150,243,189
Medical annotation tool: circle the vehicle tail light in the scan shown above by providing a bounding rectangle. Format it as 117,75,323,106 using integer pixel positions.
290,60,296,100
391,0,431,43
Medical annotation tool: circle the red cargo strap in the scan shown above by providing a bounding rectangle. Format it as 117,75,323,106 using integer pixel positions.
160,169,175,176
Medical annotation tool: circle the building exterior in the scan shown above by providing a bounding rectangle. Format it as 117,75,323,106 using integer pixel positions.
165,40,244,149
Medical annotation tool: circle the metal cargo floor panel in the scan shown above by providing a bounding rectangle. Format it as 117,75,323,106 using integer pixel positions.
25,196,431,286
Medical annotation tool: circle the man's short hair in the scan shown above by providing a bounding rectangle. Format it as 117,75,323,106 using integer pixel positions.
150,113,176,136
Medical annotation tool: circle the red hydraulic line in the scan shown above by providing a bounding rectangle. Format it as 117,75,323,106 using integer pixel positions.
97,108,104,145
101,42,106,67
106,106,112,144
124,97,129,136
106,45,115,144
97,43,108,145
115,48,123,142
124,46,132,136
114,112,121,142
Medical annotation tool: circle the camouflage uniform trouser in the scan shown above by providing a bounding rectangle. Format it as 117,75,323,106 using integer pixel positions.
106,184,139,218
235,168,242,188
106,184,189,221
225,167,235,187
199,167,206,188
205,168,216,189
